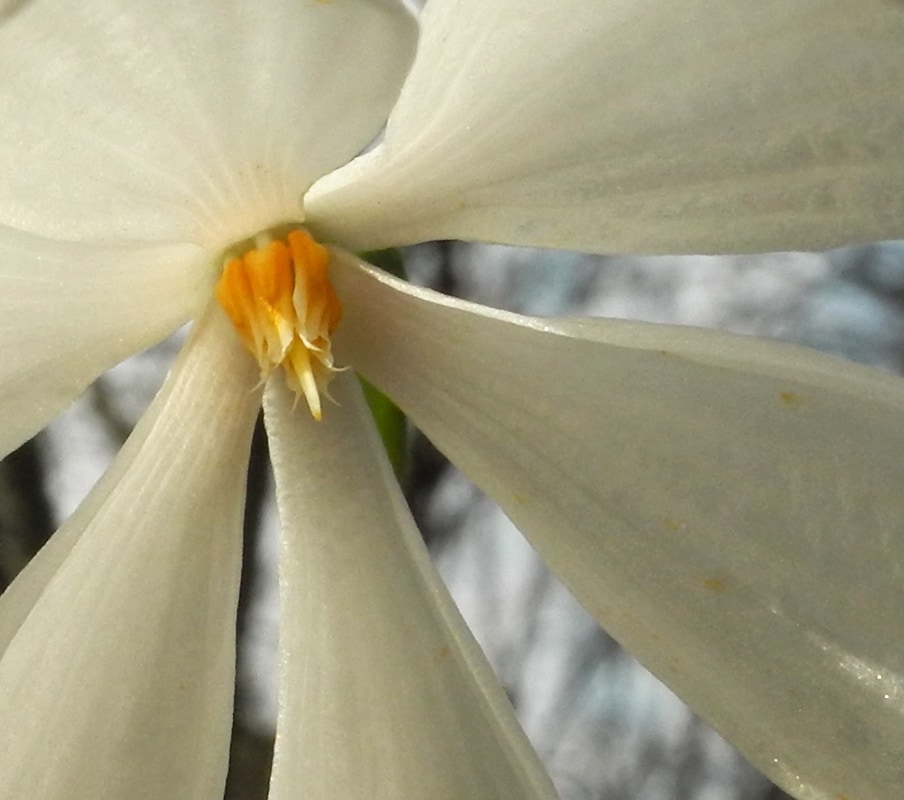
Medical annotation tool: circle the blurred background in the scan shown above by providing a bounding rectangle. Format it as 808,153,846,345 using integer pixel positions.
2,240,903,799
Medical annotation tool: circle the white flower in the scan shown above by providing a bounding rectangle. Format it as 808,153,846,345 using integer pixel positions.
1,1,903,799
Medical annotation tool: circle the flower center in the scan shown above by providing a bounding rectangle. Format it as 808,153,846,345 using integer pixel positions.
214,228,343,420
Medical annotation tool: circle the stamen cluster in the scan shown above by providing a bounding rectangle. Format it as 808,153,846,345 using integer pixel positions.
215,229,342,419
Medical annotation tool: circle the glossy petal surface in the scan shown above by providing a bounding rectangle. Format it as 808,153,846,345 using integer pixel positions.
0,228,209,459
0,0,416,248
263,374,557,800
307,0,904,254
332,253,904,800
0,304,260,799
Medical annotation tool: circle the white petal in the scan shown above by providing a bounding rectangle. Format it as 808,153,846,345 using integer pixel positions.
331,253,904,800
307,0,904,255
0,302,260,799
263,374,557,800
0,0,416,249
0,228,210,459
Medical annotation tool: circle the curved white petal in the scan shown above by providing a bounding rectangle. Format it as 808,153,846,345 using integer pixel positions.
0,303,260,799
0,228,210,459
307,0,904,255
331,252,904,800
263,374,557,800
0,0,416,249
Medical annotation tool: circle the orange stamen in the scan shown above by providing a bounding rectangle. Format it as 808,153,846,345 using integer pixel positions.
215,229,343,420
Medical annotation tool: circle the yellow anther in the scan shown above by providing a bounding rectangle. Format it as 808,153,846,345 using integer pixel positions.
215,229,342,420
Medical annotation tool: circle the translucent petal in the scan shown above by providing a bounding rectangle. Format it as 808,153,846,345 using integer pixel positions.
307,0,904,255
0,228,209,459
263,374,557,800
0,0,416,248
331,252,904,800
0,303,260,799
